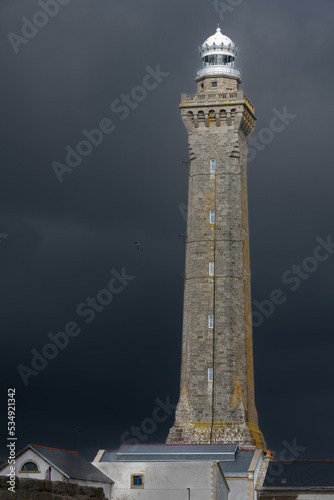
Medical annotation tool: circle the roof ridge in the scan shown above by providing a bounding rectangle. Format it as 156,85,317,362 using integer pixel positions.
29,444,78,454
118,443,237,447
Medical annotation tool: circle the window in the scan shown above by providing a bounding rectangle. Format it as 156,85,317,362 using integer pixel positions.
210,210,215,224
210,159,216,173
209,262,214,276
208,315,214,329
20,461,39,473
208,368,213,381
212,82,218,88
131,474,144,489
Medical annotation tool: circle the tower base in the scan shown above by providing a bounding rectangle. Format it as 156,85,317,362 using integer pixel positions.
167,421,266,451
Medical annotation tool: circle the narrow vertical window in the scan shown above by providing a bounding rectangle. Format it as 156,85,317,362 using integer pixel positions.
208,368,213,381
210,159,216,173
208,315,214,329
210,210,215,224
209,262,214,276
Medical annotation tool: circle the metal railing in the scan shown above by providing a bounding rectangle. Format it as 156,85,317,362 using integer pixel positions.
196,65,241,78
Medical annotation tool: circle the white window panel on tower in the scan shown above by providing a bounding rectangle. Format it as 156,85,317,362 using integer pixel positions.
209,262,214,276
210,210,215,224
208,368,213,382
210,159,216,172
208,315,214,329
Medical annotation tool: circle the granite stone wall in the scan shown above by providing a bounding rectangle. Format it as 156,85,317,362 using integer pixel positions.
0,476,105,499
167,77,266,450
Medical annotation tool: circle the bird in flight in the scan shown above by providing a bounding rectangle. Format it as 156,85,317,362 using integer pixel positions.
133,241,140,250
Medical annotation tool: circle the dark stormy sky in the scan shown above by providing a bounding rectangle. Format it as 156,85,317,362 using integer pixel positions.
1,0,334,462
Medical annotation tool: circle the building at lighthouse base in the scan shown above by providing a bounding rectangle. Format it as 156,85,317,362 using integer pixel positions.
93,444,266,500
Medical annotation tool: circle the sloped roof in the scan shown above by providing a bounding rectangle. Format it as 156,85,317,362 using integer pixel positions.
220,450,255,474
98,443,255,473
102,443,237,462
1,445,113,484
263,461,334,488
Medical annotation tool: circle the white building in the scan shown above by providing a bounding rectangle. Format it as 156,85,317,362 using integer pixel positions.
0,443,114,499
93,443,264,500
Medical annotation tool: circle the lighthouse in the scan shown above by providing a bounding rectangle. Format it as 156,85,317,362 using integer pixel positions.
167,26,266,450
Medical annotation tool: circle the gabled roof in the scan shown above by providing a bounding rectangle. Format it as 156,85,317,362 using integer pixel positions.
1,445,113,484
263,461,334,489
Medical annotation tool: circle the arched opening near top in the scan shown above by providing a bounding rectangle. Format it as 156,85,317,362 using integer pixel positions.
197,111,205,126
231,108,237,121
208,110,216,126
220,110,227,123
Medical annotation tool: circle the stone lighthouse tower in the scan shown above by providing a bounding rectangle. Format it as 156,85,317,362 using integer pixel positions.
167,26,266,450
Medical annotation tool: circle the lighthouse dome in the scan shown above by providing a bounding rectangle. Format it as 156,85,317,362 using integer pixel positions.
202,27,235,49
200,27,238,58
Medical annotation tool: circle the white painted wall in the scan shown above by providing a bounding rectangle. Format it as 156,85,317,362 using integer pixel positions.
226,478,249,500
216,466,229,500
95,461,228,500
0,449,64,481
1,449,112,499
